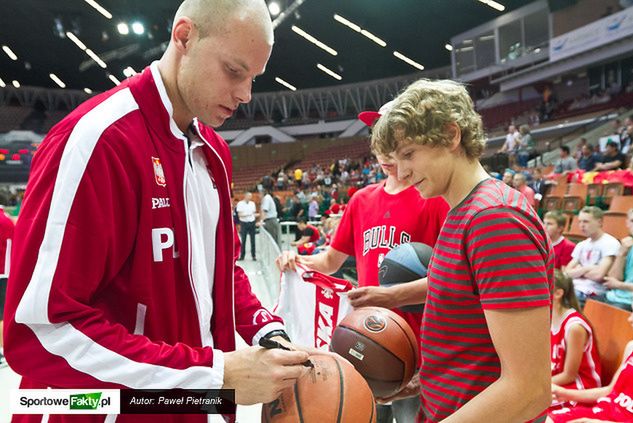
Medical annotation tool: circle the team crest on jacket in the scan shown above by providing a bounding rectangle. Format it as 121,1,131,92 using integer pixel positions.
152,157,166,187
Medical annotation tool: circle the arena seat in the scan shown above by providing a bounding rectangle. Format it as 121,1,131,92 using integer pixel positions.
583,299,633,385
606,195,633,216
602,214,629,240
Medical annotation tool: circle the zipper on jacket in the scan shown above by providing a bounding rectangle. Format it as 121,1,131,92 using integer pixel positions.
191,119,238,338
181,135,206,346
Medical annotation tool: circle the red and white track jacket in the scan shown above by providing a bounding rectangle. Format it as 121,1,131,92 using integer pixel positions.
3,63,283,422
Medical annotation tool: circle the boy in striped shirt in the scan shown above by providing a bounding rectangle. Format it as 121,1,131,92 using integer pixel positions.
370,79,554,422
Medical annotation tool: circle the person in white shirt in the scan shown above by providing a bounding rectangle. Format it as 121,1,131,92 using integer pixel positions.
236,191,258,260
259,188,280,247
498,124,520,166
565,206,620,307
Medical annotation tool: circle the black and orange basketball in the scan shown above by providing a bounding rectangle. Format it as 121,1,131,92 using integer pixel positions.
378,242,433,313
261,354,376,423
329,307,419,398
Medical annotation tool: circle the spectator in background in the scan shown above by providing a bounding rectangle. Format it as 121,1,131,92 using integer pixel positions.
517,125,536,168
308,193,319,220
543,211,575,270
259,188,280,247
603,209,633,311
261,174,273,192
288,194,304,221
237,192,258,261
276,171,285,190
529,167,549,203
347,182,360,199
291,218,320,248
548,314,633,423
294,167,303,187
0,205,14,366
554,146,578,174
565,207,620,307
574,138,588,160
502,169,515,186
499,124,520,166
594,140,626,171
513,173,537,210
550,270,602,403
578,144,599,172
551,270,602,394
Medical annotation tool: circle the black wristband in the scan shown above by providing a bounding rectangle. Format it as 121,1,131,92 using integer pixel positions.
262,329,291,343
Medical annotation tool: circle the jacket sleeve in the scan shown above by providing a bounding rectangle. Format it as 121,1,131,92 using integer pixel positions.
4,124,225,389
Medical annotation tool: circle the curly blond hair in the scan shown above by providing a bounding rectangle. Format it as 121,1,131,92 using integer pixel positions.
371,79,485,160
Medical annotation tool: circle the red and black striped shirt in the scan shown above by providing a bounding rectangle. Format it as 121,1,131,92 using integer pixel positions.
419,178,553,422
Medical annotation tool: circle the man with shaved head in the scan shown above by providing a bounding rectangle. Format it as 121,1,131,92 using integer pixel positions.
3,1,311,421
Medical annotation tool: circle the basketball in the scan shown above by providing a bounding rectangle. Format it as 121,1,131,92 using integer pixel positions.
378,242,433,313
329,307,419,398
261,354,376,422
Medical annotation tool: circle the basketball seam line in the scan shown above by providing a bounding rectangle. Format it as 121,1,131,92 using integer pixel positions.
294,381,305,423
384,314,418,374
334,358,344,423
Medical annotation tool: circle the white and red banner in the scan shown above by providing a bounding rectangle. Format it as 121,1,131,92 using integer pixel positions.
274,264,353,350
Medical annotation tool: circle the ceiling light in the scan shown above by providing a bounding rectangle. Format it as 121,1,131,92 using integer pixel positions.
360,30,386,47
268,2,281,16
479,34,495,41
0,78,5,88
275,77,296,91
49,73,66,88
66,32,87,50
84,88,93,94
334,14,386,47
12,80,20,88
117,23,129,35
131,22,144,35
291,26,337,56
2,46,17,61
317,63,342,80
123,66,137,77
108,74,121,86
334,14,361,32
445,44,453,51
85,49,107,68
477,0,505,12
393,51,425,71
84,0,113,19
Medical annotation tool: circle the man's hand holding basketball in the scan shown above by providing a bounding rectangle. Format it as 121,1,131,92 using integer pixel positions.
223,346,310,405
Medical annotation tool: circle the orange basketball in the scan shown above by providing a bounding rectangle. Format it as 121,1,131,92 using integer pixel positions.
329,307,419,398
261,354,376,422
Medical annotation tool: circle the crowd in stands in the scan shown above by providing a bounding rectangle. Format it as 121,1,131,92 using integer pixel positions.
261,155,386,194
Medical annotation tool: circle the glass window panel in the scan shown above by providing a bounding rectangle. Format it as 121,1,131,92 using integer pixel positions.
455,39,475,76
499,20,522,63
475,31,496,69
524,10,549,53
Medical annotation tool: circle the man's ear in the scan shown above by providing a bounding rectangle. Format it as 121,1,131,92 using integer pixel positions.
171,17,196,53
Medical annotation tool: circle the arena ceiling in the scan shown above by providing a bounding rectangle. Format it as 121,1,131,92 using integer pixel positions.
0,0,534,94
